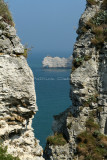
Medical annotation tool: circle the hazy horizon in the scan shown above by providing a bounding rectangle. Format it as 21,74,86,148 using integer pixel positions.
6,0,86,58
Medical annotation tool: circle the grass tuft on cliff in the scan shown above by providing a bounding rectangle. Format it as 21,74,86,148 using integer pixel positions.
71,55,92,72
0,145,20,160
85,118,100,132
86,0,98,5
81,9,107,49
0,0,14,26
47,133,67,146
76,117,107,160
81,0,107,49
101,0,107,10
77,131,107,160
23,44,32,58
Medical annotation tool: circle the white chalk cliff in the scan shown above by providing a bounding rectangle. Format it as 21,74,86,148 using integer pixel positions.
0,2,44,160
44,0,107,159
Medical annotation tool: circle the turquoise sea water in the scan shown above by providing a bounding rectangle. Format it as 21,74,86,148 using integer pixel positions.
28,55,71,148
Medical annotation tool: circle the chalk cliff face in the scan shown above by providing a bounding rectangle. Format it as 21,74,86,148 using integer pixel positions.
44,0,107,159
0,11,44,160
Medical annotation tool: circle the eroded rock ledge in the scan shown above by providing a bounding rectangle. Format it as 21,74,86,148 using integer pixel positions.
0,5,44,160
44,0,107,159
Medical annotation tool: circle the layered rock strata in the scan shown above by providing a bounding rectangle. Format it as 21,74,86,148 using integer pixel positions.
44,0,107,159
0,11,44,160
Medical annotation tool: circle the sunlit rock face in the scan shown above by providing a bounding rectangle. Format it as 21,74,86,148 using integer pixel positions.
42,56,72,68
0,16,44,160
44,0,107,159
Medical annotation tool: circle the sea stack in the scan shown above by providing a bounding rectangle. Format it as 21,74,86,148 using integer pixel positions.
42,56,72,68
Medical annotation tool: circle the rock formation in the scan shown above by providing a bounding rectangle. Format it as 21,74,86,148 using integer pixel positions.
0,1,44,160
44,0,107,159
42,56,72,68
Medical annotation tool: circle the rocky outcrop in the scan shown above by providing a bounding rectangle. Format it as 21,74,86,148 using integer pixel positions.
0,6,44,160
0,16,24,55
44,0,107,159
42,56,72,68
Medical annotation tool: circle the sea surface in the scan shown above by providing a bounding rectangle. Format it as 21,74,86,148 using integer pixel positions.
28,55,71,148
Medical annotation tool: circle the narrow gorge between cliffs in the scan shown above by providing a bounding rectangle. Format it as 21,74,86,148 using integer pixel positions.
27,2,86,149
1,0,107,160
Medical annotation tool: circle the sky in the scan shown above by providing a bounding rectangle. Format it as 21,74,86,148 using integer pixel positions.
6,0,86,58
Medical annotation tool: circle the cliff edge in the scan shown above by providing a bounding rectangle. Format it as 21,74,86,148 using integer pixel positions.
0,1,44,159
44,0,107,159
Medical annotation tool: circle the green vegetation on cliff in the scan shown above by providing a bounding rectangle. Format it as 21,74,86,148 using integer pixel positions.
0,0,13,26
76,109,107,159
77,117,107,160
0,145,20,160
72,55,92,71
77,131,107,160
23,45,32,58
81,2,107,49
47,133,67,146
72,0,107,72
86,0,98,5
101,0,107,10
